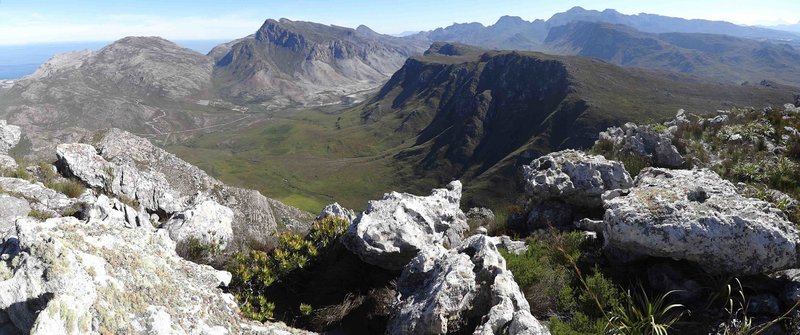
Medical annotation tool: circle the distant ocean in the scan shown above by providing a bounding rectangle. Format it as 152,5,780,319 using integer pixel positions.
0,39,228,80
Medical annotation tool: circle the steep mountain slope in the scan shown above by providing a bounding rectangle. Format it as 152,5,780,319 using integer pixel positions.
545,21,800,86
167,43,794,211
212,18,427,105
0,36,239,152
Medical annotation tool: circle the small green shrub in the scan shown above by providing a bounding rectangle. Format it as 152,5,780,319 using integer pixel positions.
618,153,652,178
47,179,86,198
176,237,222,265
230,216,350,322
38,162,59,183
652,124,668,133
28,209,54,220
1,165,31,180
299,303,313,316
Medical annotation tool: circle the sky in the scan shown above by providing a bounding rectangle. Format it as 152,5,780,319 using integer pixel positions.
1,0,799,45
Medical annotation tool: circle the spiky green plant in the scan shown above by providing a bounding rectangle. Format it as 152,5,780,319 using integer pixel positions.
606,285,685,335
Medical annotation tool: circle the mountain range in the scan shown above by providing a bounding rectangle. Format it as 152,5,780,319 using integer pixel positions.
2,8,800,210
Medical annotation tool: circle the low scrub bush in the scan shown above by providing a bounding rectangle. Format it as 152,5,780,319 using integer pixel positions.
229,216,395,332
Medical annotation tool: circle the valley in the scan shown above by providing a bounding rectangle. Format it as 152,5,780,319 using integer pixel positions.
167,44,796,213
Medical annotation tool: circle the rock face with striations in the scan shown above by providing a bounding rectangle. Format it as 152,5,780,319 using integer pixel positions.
602,167,800,274
342,181,468,271
389,235,549,335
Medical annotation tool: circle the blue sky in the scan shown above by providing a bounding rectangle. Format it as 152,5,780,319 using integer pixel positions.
1,0,799,45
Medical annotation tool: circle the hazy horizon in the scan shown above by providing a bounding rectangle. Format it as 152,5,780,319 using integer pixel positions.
1,0,799,46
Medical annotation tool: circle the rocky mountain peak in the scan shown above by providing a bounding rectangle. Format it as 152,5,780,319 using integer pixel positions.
494,15,528,27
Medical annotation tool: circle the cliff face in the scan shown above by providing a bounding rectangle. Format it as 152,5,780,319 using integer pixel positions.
374,51,573,178
213,18,427,105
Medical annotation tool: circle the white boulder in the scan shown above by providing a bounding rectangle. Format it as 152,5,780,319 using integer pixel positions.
342,181,468,271
603,168,800,274
523,150,633,208
165,194,234,249
0,121,21,155
388,235,549,335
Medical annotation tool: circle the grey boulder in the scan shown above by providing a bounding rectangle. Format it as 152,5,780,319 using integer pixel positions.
603,168,800,274
388,235,548,335
317,202,357,222
343,181,468,271
598,122,685,168
523,150,633,208
0,216,310,334
165,194,234,249
0,195,29,233
0,121,21,155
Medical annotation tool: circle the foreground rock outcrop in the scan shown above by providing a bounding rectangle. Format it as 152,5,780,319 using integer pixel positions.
342,181,469,271
55,128,313,249
603,167,800,274
523,150,633,209
389,235,548,334
519,150,633,231
0,216,308,334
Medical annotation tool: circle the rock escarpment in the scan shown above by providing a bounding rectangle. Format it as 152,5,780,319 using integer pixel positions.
0,215,308,334
0,121,310,334
213,18,425,105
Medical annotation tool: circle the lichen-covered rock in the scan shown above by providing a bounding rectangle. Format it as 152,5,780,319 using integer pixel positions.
56,143,112,189
0,216,311,335
603,168,800,274
342,181,468,271
0,121,21,155
165,194,234,249
83,194,152,230
388,235,548,335
0,195,29,233
598,122,685,168
0,177,75,216
91,128,314,249
0,155,17,170
317,202,357,222
523,150,633,208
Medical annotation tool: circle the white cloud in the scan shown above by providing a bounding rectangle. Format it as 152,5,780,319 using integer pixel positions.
0,14,264,45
